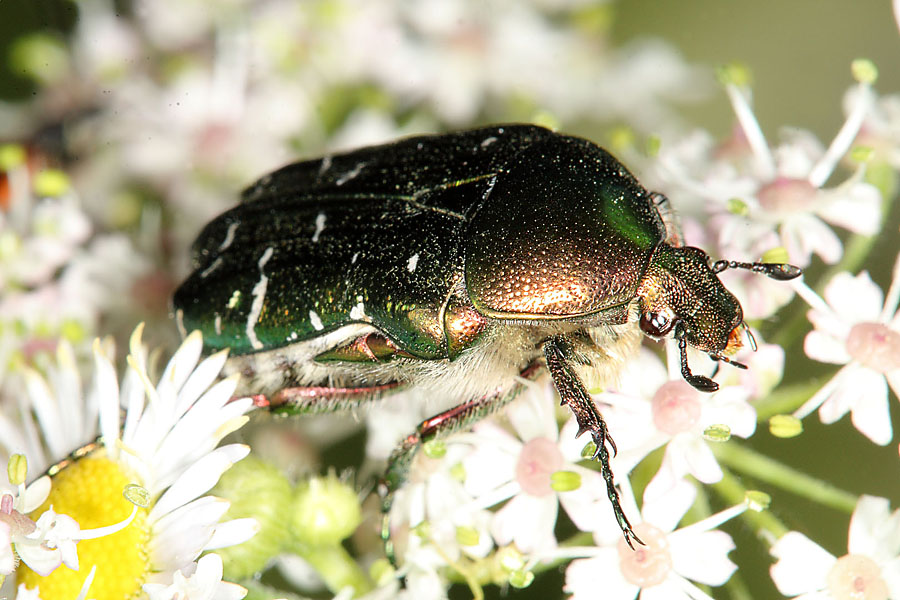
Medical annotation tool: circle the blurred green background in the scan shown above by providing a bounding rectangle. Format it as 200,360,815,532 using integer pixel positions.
1,1,898,599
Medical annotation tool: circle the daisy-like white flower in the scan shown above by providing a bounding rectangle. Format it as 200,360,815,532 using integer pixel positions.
792,253,900,445
650,62,882,269
597,348,756,501
460,384,619,554
770,495,900,599
563,478,741,600
143,553,246,600
1,325,257,599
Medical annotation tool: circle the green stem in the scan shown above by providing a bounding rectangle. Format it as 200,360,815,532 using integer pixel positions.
290,542,372,597
713,442,857,514
709,467,789,542
753,377,828,421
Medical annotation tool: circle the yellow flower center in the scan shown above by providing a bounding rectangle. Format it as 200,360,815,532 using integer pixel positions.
18,452,151,600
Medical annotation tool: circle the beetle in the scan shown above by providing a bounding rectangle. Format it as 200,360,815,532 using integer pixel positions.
173,124,800,555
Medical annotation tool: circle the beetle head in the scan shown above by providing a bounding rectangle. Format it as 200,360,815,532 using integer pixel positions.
638,244,743,354
639,244,801,392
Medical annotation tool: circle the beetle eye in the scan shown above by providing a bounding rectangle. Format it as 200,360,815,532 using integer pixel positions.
640,312,673,337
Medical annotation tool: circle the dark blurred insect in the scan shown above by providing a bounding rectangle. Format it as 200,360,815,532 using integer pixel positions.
173,124,801,557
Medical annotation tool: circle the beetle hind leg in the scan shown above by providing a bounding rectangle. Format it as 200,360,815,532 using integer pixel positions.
542,336,642,549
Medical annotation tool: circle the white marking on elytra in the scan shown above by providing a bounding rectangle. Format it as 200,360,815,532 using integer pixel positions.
218,221,240,251
335,162,366,186
309,310,324,331
246,246,274,350
227,289,241,309
407,253,419,273
318,155,332,176
214,314,223,335
312,212,326,242
482,175,498,201
480,136,498,148
350,300,366,320
351,252,359,264
200,257,223,279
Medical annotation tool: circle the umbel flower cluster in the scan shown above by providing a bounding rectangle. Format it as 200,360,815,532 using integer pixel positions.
1,1,899,599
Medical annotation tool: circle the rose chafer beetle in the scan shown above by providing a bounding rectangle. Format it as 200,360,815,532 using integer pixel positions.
173,124,800,555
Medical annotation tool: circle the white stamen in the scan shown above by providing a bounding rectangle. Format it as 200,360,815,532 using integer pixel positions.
793,367,846,419
725,83,776,178
808,82,872,188
881,252,900,322
246,247,274,350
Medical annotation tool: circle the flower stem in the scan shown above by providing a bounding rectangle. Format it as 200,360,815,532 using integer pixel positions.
753,377,828,420
708,468,788,543
712,442,857,514
290,542,372,597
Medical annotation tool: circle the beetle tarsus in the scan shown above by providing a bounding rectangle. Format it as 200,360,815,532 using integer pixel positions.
676,325,720,393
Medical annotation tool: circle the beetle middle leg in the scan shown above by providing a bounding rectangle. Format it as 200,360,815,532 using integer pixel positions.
379,361,542,563
542,335,642,548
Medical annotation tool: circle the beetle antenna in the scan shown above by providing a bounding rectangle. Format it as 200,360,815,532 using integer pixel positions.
675,323,719,392
711,259,802,281
710,353,748,370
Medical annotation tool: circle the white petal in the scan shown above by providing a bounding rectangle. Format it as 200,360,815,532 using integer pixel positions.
150,444,249,519
770,531,835,595
156,330,204,409
506,385,557,442
669,436,722,484
558,468,613,533
701,388,756,439
15,540,62,576
847,495,894,556
823,271,884,324
669,529,737,585
848,370,892,445
91,340,122,447
172,350,229,420
818,182,882,235
804,330,851,364
640,576,694,600
565,553,639,600
881,556,900,599
490,494,557,553
642,477,696,532
205,517,260,550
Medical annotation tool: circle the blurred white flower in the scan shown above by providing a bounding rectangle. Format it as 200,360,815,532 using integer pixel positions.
793,253,900,445
770,495,900,599
143,553,247,600
3,326,257,598
564,479,740,600
598,348,756,501
461,385,620,554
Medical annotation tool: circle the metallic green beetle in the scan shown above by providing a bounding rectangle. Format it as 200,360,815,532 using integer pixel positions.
173,124,800,552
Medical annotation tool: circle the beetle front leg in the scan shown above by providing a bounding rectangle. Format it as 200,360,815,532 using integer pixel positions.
542,336,642,549
380,362,541,564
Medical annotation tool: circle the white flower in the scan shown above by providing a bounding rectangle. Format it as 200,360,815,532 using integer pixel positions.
563,479,740,600
597,348,756,500
651,70,882,268
770,495,900,599
3,325,258,598
793,253,900,445
143,553,247,600
460,384,618,554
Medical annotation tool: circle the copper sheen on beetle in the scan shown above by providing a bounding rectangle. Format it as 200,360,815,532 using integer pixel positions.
173,124,801,556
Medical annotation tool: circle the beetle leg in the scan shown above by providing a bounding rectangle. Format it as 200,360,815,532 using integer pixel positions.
675,323,719,392
379,362,542,565
252,381,403,415
542,336,642,549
